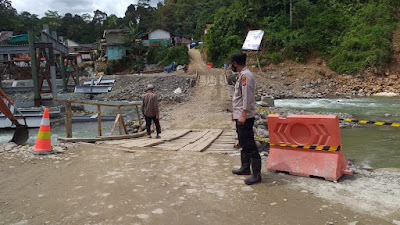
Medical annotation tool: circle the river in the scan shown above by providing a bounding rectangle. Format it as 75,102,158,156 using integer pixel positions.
275,97,400,169
0,101,141,146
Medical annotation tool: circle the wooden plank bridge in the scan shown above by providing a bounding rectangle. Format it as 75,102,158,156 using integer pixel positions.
101,129,239,154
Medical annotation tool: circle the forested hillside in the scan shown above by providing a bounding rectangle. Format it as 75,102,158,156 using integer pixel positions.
1,0,399,74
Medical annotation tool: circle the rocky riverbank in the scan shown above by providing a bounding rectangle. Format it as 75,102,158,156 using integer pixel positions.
92,73,197,103
2,72,197,104
250,59,400,99
255,72,400,99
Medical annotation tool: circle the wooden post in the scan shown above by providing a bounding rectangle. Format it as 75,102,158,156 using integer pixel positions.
118,106,123,135
65,102,72,138
110,114,120,136
256,50,262,71
97,105,102,136
120,115,129,134
60,53,67,91
136,105,142,126
28,30,40,106
50,65,57,99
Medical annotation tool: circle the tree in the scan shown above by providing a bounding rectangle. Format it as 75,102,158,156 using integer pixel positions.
0,0,17,31
82,13,92,23
92,9,108,25
124,22,146,71
106,14,118,29
41,10,62,32
16,11,40,32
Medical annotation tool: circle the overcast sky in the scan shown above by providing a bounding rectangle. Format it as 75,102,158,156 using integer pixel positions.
11,0,161,18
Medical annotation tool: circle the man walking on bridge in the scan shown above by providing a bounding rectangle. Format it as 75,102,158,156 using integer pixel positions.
228,52,262,185
142,84,161,139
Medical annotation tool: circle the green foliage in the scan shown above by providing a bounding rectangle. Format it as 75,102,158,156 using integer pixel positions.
125,22,146,57
328,2,397,73
263,52,284,65
3,0,400,74
105,61,117,75
203,0,399,74
146,45,189,66
146,47,168,65
103,56,145,74
204,3,248,67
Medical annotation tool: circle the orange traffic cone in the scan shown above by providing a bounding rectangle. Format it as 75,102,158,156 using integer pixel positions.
31,108,55,155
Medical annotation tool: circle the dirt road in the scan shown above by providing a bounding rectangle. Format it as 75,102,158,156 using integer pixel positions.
0,145,392,225
163,49,233,130
0,49,399,224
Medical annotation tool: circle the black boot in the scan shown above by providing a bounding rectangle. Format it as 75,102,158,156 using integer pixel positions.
232,152,251,175
244,158,262,185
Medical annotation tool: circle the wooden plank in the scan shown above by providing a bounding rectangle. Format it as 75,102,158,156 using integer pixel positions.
161,129,192,142
140,129,191,147
54,98,140,107
103,140,134,145
209,144,236,149
78,142,158,152
215,140,236,143
181,129,223,152
216,137,236,140
119,138,153,148
220,133,237,137
220,131,237,135
194,129,224,152
207,145,238,150
97,131,147,141
156,130,210,151
206,151,238,154
207,149,238,152
118,129,191,148
176,132,203,139
58,137,101,143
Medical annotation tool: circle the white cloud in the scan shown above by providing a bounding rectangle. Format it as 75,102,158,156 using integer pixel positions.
11,0,161,18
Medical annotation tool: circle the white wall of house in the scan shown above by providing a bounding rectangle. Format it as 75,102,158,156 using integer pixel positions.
149,29,171,40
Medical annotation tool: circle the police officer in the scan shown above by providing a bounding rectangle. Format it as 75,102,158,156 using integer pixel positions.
228,52,262,185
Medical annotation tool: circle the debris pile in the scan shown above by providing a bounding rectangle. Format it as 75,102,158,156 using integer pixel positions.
0,142,77,160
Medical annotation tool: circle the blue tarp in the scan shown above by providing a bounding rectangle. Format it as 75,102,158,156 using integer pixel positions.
172,33,183,39
164,63,175,72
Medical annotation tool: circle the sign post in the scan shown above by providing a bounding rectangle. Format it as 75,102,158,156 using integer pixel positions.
242,30,264,71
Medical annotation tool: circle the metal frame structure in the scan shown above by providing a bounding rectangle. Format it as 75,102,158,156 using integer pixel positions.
1,25,70,106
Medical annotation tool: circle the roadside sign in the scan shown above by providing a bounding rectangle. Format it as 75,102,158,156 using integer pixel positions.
242,30,264,51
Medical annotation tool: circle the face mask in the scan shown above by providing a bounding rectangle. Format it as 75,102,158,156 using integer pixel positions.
232,65,237,72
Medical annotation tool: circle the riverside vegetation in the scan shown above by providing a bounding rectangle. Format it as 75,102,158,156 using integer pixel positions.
2,0,400,76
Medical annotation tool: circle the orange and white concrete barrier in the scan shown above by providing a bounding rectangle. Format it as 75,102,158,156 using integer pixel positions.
267,114,352,181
